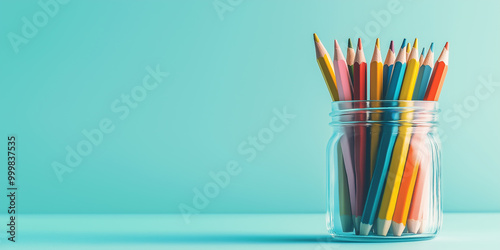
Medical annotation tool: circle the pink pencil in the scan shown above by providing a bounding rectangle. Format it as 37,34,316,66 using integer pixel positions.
333,40,357,231
407,147,431,233
334,40,353,101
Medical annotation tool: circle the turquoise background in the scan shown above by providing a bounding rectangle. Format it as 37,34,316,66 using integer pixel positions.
0,0,499,216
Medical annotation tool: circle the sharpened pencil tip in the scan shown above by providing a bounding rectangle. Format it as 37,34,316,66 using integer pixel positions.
421,48,425,56
390,40,394,52
313,33,319,42
406,43,411,52
401,39,407,49
430,43,434,52
348,38,353,48
376,38,380,48
334,39,340,49
357,38,362,50
360,223,372,236
413,38,418,48
445,42,449,49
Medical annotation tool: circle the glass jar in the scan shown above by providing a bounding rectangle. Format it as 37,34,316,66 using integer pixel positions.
326,100,441,241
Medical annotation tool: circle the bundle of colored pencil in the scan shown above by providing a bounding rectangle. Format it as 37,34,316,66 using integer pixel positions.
314,35,449,236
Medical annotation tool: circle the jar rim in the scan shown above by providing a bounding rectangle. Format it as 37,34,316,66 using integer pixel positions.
331,100,439,112
329,100,439,127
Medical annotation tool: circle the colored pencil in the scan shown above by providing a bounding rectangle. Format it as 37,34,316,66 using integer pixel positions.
353,38,367,101
418,173,431,234
347,38,355,83
314,34,340,101
418,43,449,234
359,39,407,236
424,42,449,101
407,42,449,233
407,147,431,233
413,43,435,100
333,40,357,229
392,44,435,236
314,34,353,231
419,48,425,66
399,39,419,100
369,38,384,179
385,40,408,100
406,42,411,61
391,135,423,235
369,38,383,101
334,40,354,102
337,144,354,232
382,41,395,98
378,39,419,236
352,38,368,233
408,148,431,234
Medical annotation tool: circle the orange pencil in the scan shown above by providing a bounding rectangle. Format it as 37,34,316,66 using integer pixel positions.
391,134,423,235
407,42,449,233
424,42,449,101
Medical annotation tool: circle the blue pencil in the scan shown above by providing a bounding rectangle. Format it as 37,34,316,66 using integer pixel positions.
413,43,434,100
359,39,407,235
382,41,395,98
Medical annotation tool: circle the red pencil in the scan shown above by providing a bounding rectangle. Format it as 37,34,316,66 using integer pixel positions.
352,38,368,233
353,38,367,101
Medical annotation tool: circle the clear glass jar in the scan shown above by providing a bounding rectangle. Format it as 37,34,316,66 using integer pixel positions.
326,100,441,241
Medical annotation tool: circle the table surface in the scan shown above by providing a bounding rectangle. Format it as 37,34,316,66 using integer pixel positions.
1,213,498,249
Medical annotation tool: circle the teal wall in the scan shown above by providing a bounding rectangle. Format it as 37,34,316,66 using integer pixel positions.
0,0,499,214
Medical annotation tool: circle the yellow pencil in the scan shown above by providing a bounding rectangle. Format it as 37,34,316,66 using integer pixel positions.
314,34,339,101
314,34,353,232
377,39,420,236
399,40,420,100
369,38,383,178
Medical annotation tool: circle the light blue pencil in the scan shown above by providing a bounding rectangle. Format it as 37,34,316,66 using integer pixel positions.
360,39,407,235
413,43,435,100
419,48,425,66
382,41,395,98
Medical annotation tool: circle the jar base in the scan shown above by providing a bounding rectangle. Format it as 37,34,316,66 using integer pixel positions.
330,233,436,242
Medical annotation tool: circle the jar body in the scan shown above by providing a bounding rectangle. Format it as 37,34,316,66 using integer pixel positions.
326,101,441,241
